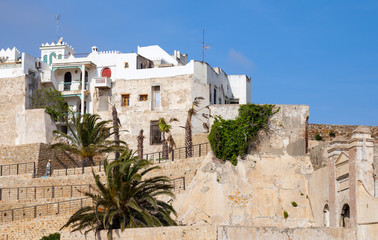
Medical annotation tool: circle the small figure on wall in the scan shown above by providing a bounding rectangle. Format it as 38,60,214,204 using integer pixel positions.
44,159,51,177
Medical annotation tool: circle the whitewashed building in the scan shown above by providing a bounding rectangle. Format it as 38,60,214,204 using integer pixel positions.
0,42,251,151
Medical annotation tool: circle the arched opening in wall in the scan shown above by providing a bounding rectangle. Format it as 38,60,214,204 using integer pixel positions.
64,72,72,91
49,52,56,66
101,68,111,78
43,55,48,63
58,54,62,59
341,204,350,227
323,204,330,227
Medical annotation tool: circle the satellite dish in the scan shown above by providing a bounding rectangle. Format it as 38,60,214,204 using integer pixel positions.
58,37,63,43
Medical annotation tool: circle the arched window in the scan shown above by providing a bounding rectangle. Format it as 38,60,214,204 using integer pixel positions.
43,55,48,63
58,54,62,59
49,52,56,66
101,68,111,78
323,204,330,227
341,204,350,227
64,72,72,91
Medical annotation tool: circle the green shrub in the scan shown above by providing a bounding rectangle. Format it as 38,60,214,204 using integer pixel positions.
329,132,336,137
40,232,60,240
284,211,289,219
208,104,278,165
315,134,322,141
291,201,298,207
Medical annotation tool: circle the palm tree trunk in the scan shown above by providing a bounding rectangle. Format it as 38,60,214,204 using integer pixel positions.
185,115,193,158
82,156,94,168
137,129,144,160
162,133,168,160
112,106,120,160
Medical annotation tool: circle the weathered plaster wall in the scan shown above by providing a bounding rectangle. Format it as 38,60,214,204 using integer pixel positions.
356,181,378,224
60,226,356,240
15,109,56,145
308,140,330,170
217,226,356,240
308,166,329,227
94,74,210,153
0,76,27,146
174,153,314,228
209,104,309,156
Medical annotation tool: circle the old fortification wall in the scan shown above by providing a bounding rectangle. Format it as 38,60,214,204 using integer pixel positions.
61,226,356,240
309,124,378,141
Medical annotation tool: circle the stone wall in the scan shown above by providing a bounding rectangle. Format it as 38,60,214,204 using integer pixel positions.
0,215,70,240
60,226,356,240
309,124,378,141
0,76,27,146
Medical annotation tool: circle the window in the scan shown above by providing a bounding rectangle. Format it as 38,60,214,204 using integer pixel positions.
121,94,130,106
139,94,148,101
124,62,129,68
341,204,350,227
102,67,111,78
64,72,72,91
49,52,56,66
213,88,217,104
43,55,48,63
152,86,160,108
58,54,62,59
150,121,161,144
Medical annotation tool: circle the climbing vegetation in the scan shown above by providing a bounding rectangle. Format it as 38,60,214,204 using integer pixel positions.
208,104,278,165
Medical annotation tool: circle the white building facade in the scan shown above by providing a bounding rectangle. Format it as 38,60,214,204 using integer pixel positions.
1,42,251,152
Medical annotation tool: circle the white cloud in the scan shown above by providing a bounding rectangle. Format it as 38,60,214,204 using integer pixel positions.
228,48,256,70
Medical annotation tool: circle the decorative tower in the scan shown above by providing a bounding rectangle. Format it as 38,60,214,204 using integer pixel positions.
40,41,75,66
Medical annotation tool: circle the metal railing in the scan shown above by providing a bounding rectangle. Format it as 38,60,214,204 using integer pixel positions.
0,184,92,201
0,177,185,223
58,81,88,91
144,142,210,163
0,197,91,223
0,162,36,177
0,143,210,178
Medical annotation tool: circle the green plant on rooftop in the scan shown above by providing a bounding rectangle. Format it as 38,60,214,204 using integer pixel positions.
31,88,68,121
60,148,177,239
208,103,278,165
50,114,126,167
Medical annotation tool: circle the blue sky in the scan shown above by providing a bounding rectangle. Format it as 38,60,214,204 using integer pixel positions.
1,0,377,125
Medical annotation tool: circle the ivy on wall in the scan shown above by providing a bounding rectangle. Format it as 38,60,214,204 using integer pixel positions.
208,104,278,165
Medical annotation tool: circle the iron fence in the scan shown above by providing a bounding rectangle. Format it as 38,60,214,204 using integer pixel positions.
144,142,210,163
0,162,35,177
0,184,92,201
0,177,185,222
0,197,91,223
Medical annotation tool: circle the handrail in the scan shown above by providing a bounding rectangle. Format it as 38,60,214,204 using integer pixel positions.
0,177,185,202
0,197,91,223
143,142,210,163
0,162,35,177
0,184,93,201
0,177,185,222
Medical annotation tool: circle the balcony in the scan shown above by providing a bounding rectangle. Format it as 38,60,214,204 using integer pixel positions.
93,77,111,88
58,81,88,97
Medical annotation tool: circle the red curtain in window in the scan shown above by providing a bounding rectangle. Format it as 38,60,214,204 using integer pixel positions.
102,68,112,78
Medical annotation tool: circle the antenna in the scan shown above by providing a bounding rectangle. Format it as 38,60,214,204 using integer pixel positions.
56,15,60,43
202,29,210,63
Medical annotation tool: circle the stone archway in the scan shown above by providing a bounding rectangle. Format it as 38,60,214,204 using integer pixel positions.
341,204,350,227
323,204,330,227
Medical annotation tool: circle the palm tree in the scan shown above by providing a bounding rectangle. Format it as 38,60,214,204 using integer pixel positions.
158,118,178,160
112,105,121,160
185,97,204,158
137,129,144,160
51,114,125,168
60,149,177,239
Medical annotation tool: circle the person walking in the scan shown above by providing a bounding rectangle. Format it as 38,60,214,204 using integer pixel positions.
44,159,51,177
